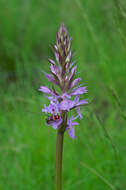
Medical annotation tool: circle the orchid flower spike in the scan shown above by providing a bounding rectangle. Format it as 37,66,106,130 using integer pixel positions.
39,23,88,139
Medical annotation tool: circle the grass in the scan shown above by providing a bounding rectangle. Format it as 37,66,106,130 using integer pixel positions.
0,0,126,189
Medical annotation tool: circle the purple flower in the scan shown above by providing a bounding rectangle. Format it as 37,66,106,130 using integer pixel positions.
39,86,55,96
70,78,81,88
45,73,59,86
70,86,87,96
42,103,59,114
76,107,82,119
59,95,88,111
66,116,79,139
39,23,88,139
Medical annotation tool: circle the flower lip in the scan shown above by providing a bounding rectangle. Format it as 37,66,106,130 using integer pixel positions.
42,101,60,114
66,116,79,139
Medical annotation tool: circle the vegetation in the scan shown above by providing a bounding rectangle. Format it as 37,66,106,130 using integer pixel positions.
0,0,126,189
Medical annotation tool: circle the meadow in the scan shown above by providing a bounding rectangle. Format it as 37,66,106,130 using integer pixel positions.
0,0,126,189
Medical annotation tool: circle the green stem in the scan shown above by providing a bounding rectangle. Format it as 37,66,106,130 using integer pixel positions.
56,130,64,190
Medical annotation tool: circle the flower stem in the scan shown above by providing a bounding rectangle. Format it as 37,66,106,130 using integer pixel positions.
56,130,64,190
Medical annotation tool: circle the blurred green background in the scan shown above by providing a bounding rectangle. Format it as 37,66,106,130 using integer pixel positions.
0,0,126,189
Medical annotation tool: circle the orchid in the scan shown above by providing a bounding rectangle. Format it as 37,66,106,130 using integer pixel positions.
39,23,88,190
39,23,88,139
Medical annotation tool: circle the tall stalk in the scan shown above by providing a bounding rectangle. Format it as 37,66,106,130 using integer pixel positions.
39,23,88,190
56,129,64,190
